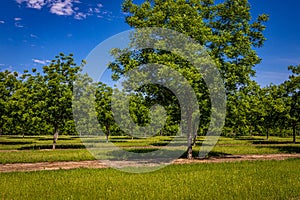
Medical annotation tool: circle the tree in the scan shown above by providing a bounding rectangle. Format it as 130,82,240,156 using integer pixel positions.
284,65,300,143
42,53,84,149
95,82,114,142
0,70,19,136
260,85,286,140
109,0,268,158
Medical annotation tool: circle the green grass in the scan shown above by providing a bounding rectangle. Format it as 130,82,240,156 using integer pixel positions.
0,159,299,200
0,149,95,164
0,135,299,164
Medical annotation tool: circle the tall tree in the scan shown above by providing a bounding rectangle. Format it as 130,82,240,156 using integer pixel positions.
284,65,300,143
260,85,286,140
42,53,84,149
0,70,19,136
110,0,268,158
95,82,114,142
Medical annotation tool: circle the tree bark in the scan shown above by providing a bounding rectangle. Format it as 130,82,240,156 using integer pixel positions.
106,125,110,143
53,127,59,150
266,128,269,140
192,133,197,147
292,124,296,144
187,136,193,160
187,113,193,159
0,127,2,137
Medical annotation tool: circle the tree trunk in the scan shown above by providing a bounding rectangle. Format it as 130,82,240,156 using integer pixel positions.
192,133,197,147
292,124,296,144
187,114,193,159
266,128,269,140
0,127,2,137
187,137,193,160
53,127,59,150
106,125,110,143
187,109,193,159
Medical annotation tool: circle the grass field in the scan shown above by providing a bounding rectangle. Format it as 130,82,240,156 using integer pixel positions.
0,135,299,164
0,135,299,199
0,159,299,199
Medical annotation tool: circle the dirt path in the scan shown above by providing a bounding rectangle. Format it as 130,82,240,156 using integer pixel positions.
0,153,299,173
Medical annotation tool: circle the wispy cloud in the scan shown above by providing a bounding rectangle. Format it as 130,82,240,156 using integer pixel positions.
0,20,5,24
15,22,24,28
30,33,38,38
254,70,291,86
32,59,50,65
16,0,109,20
276,58,300,65
74,12,86,20
14,17,24,28
0,65,15,72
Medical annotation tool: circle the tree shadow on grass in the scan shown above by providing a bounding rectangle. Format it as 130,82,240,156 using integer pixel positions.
265,146,300,154
233,137,264,141
38,138,75,141
0,141,33,145
179,150,232,159
104,148,184,161
18,144,86,150
252,141,300,145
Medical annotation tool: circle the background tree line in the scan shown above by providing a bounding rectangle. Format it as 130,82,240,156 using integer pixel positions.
0,55,298,142
0,0,299,149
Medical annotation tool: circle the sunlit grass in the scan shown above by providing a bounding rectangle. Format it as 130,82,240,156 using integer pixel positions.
0,135,299,164
0,159,299,200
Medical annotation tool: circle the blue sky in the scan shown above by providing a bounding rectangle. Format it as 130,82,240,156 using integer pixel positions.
0,0,299,87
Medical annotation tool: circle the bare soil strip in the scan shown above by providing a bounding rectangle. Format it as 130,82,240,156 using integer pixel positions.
0,154,299,173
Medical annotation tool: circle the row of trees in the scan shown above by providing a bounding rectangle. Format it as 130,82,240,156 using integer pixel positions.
0,54,298,144
0,0,299,156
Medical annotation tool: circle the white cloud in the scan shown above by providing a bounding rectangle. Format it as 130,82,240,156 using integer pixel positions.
74,12,86,20
0,64,5,66
16,0,109,20
14,17,22,21
32,59,50,65
50,0,74,16
0,21,5,24
24,0,47,9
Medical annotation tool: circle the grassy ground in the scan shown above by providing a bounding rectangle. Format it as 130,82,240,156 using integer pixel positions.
0,159,299,200
0,135,299,164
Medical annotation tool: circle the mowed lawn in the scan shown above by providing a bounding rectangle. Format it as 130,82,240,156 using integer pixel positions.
0,135,299,164
0,159,299,200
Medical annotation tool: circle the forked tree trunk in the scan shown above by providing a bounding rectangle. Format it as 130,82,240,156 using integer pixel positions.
53,127,59,150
